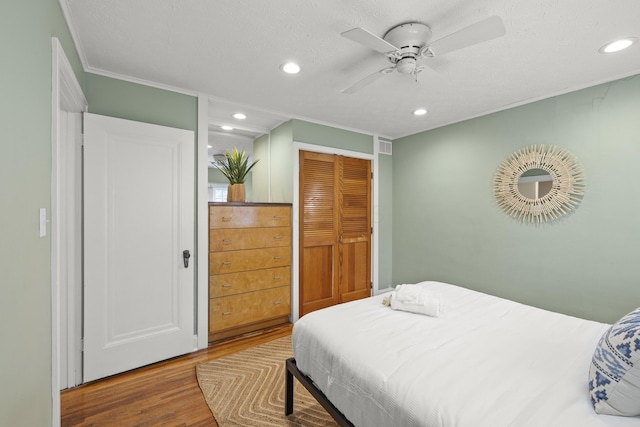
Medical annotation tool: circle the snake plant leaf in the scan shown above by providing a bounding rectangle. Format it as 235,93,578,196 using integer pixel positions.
215,147,259,185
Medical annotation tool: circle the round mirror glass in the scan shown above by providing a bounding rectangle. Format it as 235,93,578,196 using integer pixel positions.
517,168,553,199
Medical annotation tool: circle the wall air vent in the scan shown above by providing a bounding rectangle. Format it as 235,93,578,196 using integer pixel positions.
379,139,392,155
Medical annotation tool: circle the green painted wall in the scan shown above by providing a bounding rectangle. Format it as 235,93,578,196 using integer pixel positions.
267,120,294,203
291,120,374,154
0,1,84,425
86,73,197,131
251,134,270,202
208,168,227,183
392,74,640,323
378,152,393,290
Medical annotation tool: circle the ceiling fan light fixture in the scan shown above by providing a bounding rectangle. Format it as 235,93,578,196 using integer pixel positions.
413,108,428,116
232,113,247,120
599,37,636,53
281,62,301,74
396,57,417,75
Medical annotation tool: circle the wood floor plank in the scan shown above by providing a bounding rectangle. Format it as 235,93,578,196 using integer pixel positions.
61,324,292,426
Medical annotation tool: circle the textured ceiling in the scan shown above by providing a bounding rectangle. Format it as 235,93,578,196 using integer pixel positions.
63,0,640,140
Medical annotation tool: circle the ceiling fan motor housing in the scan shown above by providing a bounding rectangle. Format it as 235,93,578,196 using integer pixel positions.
383,22,431,74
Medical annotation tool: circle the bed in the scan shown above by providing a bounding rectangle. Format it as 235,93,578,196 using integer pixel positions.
285,281,640,427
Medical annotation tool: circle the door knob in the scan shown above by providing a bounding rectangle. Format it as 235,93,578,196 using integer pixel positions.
183,250,191,268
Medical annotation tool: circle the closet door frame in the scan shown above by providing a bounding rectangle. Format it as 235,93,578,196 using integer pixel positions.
292,142,377,322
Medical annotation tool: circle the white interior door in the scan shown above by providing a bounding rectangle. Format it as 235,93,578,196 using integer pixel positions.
83,113,195,382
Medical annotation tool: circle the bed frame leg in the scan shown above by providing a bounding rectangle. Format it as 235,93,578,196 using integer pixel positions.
285,358,294,415
284,357,354,426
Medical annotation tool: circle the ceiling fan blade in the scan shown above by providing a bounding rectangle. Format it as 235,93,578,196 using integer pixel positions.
341,27,399,54
341,67,395,94
428,16,505,56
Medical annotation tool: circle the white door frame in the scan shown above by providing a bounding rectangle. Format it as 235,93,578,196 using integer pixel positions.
51,37,87,426
196,95,209,350
291,142,377,323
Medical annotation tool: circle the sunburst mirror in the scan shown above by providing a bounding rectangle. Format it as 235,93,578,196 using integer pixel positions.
494,145,585,223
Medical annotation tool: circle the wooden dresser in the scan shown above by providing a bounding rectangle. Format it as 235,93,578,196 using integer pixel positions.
208,202,292,342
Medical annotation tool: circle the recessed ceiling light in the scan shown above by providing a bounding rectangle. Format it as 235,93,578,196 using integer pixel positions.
281,62,301,74
221,125,233,131
207,144,212,148
233,113,247,120
599,37,636,53
413,108,428,116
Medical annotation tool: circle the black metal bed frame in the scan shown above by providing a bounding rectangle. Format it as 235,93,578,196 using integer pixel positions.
285,357,355,427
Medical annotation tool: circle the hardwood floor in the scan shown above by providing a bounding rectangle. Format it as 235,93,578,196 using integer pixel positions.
61,324,292,426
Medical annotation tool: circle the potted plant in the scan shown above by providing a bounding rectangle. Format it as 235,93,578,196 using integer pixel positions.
215,147,259,202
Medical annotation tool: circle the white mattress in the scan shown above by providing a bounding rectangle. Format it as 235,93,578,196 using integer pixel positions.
292,281,638,427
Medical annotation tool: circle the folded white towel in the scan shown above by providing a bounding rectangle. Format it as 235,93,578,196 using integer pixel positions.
389,284,442,317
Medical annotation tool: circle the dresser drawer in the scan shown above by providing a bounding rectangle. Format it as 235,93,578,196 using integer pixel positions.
209,206,291,229
210,246,290,275
210,266,290,298
209,286,290,332
209,227,291,252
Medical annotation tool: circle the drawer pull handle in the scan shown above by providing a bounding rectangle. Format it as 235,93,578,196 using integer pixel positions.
222,311,233,315
222,262,232,265
273,256,282,260
273,301,281,305
222,216,233,222
273,235,283,240
222,283,233,288
273,276,282,280
222,239,231,245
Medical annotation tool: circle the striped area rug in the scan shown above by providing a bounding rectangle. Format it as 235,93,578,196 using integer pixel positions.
196,336,337,426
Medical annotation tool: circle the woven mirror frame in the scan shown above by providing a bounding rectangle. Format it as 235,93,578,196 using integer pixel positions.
494,145,585,223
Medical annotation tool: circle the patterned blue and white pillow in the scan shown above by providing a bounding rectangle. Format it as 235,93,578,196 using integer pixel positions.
589,307,640,416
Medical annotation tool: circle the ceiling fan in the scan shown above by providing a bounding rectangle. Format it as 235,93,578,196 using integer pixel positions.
340,16,506,94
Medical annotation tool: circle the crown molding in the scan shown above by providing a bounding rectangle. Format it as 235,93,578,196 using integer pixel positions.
58,0,89,69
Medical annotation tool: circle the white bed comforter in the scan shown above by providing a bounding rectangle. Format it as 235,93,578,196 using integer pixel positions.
292,281,638,427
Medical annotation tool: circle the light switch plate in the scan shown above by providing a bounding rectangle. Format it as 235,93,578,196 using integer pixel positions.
39,208,47,237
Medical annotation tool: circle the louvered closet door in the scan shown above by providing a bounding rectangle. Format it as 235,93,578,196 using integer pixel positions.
339,156,371,302
299,151,371,317
299,151,340,316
